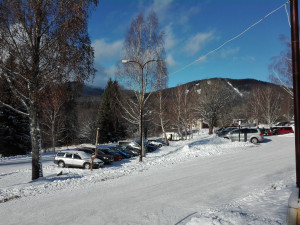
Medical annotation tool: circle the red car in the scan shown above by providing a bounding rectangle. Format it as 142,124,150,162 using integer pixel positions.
99,148,123,161
273,126,294,135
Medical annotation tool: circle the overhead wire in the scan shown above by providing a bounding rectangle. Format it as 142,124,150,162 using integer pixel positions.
170,0,291,76
285,3,291,27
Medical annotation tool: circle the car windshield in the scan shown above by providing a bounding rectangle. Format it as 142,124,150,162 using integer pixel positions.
78,149,93,154
78,152,92,159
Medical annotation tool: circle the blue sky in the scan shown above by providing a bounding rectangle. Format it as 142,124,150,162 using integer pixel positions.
88,0,291,88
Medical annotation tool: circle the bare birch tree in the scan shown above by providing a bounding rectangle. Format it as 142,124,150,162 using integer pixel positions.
151,61,169,144
0,0,97,180
269,36,293,97
249,86,282,126
171,85,185,139
194,80,234,135
117,11,166,160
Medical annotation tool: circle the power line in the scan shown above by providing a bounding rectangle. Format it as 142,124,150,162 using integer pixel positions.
170,0,291,76
285,3,291,27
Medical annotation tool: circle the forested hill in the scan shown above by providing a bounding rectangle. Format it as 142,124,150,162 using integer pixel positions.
83,78,276,98
81,85,104,96
163,78,278,96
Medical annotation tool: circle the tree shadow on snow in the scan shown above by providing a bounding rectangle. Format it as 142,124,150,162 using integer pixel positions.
29,172,83,183
188,137,213,147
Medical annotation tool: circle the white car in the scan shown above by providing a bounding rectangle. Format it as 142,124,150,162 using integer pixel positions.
54,151,104,169
147,139,168,147
223,128,264,144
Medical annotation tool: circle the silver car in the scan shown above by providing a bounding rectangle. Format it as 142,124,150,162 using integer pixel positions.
54,151,104,169
223,128,264,144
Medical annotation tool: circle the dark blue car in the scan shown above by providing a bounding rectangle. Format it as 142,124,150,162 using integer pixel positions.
108,146,132,158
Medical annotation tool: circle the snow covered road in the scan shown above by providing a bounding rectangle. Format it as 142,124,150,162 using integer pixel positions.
0,133,296,224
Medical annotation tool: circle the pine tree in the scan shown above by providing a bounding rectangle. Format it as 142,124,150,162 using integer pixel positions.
98,79,126,143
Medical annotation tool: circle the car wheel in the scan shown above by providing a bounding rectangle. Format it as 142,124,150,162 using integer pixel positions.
58,161,65,168
251,138,258,144
83,163,90,169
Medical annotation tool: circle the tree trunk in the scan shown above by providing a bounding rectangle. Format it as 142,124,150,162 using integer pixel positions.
139,109,146,158
208,124,213,135
51,120,56,152
160,116,169,145
29,106,43,180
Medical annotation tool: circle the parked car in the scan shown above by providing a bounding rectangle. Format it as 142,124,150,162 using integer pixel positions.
270,127,279,135
217,127,238,137
147,138,169,147
99,148,123,161
260,128,272,136
275,121,291,127
155,138,169,146
273,126,294,135
145,144,157,152
135,140,158,152
147,139,163,147
117,141,142,155
108,146,132,158
118,141,141,150
77,148,114,164
54,151,104,169
223,128,264,144
123,146,140,156
215,126,228,135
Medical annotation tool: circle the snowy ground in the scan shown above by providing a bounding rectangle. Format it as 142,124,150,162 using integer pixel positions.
0,130,296,224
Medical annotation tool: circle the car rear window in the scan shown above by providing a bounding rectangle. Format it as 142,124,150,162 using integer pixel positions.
57,153,65,157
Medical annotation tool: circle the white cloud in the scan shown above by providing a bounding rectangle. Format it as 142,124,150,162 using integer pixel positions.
104,65,117,77
184,31,215,56
149,0,173,22
92,38,123,63
87,65,118,88
219,47,240,58
233,55,256,62
164,25,178,51
166,54,177,67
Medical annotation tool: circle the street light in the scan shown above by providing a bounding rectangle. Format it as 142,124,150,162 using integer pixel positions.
122,59,160,162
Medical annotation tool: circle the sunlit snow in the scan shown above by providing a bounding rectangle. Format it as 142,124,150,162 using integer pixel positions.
0,130,296,225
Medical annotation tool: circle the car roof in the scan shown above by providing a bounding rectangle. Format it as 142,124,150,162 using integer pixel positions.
57,150,91,157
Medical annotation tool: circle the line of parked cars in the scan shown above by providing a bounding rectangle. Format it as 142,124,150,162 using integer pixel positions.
215,122,294,144
53,138,168,169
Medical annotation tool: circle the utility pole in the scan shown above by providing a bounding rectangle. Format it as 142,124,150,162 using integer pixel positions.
291,0,300,192
287,0,300,224
90,128,99,171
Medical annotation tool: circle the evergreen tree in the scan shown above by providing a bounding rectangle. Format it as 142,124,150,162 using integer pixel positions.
98,79,126,143
111,80,126,141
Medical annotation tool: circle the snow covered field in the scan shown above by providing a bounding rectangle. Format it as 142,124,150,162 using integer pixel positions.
0,131,296,224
